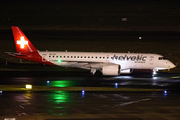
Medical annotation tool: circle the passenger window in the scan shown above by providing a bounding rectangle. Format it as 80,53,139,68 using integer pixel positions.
74,56,76,58
64,56,66,58
56,56,58,58
71,56,73,58
67,56,69,58
60,56,62,58
49,56,51,57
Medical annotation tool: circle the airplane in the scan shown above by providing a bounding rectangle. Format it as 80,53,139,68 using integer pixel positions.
7,26,176,76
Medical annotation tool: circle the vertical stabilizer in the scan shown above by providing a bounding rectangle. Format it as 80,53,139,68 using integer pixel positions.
11,26,37,53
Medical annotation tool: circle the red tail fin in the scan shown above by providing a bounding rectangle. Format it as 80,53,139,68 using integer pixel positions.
11,26,37,53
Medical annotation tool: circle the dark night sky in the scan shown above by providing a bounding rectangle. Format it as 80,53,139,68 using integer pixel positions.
0,0,180,64
1,0,180,31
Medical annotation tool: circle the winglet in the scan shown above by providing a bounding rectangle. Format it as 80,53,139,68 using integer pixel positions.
11,26,37,53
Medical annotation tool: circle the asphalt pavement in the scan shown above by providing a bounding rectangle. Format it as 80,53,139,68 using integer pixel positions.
0,71,180,119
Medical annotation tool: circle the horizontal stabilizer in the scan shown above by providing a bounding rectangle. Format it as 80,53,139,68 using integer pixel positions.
5,52,28,57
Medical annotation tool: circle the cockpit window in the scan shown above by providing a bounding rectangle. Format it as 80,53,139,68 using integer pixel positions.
158,57,167,60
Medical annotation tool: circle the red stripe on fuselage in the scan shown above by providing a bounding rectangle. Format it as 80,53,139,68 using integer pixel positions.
15,52,55,65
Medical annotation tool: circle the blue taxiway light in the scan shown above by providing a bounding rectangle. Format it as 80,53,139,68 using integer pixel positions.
164,90,167,97
115,83,118,88
82,90,85,97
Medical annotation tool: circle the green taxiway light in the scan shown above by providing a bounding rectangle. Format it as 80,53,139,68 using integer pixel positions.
49,80,74,87
50,91,69,104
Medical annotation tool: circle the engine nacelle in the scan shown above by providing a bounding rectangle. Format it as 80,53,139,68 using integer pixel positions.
102,64,121,76
121,69,133,74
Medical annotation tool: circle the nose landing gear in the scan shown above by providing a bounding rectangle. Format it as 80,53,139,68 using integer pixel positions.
152,69,158,77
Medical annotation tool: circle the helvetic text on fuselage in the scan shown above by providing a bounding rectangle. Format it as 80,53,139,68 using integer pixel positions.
111,55,147,63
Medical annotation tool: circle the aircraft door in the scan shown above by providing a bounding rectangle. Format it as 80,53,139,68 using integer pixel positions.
149,56,154,65
42,54,47,62
106,55,110,61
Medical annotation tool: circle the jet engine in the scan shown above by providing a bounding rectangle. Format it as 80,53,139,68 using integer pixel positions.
121,69,133,74
102,64,121,76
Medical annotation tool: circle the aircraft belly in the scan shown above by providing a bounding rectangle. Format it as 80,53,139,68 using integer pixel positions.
54,62,90,68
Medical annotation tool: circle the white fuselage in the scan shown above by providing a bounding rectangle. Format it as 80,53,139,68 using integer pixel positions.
39,51,175,71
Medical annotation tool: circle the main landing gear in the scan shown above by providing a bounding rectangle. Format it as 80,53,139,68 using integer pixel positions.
91,69,97,75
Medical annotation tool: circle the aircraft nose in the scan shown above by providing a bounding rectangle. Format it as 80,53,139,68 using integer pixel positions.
172,63,176,68
168,61,176,69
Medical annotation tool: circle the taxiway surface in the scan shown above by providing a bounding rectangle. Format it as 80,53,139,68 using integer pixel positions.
0,71,180,120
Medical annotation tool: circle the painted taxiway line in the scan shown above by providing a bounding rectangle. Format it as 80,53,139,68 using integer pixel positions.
0,85,162,92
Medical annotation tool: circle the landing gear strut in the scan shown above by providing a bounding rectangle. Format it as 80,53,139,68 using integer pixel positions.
90,69,96,75
152,69,158,77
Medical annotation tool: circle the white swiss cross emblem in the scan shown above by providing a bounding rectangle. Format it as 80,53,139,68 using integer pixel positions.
17,36,28,49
